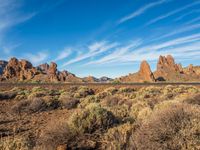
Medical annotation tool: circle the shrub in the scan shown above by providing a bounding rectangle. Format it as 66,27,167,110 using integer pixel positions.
68,103,116,133
103,87,118,95
36,119,75,150
0,92,17,100
183,94,200,105
130,101,149,120
59,96,80,109
119,87,135,93
74,86,94,98
11,98,47,114
0,136,31,150
101,123,136,150
133,103,200,150
101,96,132,108
43,96,60,109
37,118,99,150
78,95,98,108
108,105,133,123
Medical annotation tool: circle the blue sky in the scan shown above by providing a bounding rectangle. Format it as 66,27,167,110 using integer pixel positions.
0,0,200,78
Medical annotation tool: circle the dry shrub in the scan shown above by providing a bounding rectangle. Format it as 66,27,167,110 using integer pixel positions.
11,98,47,114
101,123,137,150
137,86,162,99
108,105,133,123
104,87,118,95
130,101,149,120
37,119,98,150
0,136,31,150
137,107,152,121
74,86,94,98
133,103,200,150
68,103,116,134
183,94,200,105
0,92,17,100
59,95,80,109
78,95,99,108
43,96,60,109
102,96,132,108
36,119,75,150
118,87,135,93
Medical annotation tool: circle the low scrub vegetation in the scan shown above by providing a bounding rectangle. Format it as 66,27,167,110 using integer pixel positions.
0,85,199,149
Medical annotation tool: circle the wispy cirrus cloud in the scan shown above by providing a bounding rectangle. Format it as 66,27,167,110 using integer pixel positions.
62,41,119,67
118,0,169,24
84,33,200,66
0,0,36,34
0,0,37,58
85,39,142,65
24,52,49,65
145,1,200,26
55,48,71,61
174,9,200,21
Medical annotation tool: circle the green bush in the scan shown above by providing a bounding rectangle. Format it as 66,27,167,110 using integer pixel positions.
68,103,116,133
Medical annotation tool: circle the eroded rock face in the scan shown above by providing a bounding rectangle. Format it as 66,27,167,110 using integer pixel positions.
0,60,8,75
48,62,58,81
138,61,155,82
3,58,37,81
119,60,155,83
37,63,49,73
157,55,181,72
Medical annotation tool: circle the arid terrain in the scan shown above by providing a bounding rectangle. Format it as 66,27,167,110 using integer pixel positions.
1,55,200,83
0,84,200,150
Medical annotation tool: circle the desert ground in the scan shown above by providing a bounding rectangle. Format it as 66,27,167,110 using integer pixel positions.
0,84,200,150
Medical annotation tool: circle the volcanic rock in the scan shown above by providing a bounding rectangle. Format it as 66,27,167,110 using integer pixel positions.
119,60,155,82
37,63,49,73
3,58,37,81
138,61,155,82
0,60,8,75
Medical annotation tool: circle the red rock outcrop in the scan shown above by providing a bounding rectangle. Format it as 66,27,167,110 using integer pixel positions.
3,58,37,81
154,55,200,81
119,60,155,82
138,61,155,82
48,62,58,82
0,60,8,75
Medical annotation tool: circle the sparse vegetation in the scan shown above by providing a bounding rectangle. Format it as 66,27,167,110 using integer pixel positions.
0,85,199,149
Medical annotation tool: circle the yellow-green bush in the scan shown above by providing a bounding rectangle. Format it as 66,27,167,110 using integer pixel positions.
101,123,135,150
68,103,116,133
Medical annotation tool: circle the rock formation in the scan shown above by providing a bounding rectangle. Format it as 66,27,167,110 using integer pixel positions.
119,60,155,82
138,61,155,82
0,61,8,75
3,58,37,81
154,55,200,81
0,58,81,82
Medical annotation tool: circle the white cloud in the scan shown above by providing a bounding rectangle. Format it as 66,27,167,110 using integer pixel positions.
0,0,36,57
0,0,36,33
145,1,200,26
118,0,169,24
62,41,119,67
152,23,200,41
84,33,200,66
86,39,142,65
2,43,21,54
174,9,200,21
24,52,48,65
55,48,71,61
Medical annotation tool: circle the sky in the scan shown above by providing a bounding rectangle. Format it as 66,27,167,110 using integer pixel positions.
0,0,200,78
